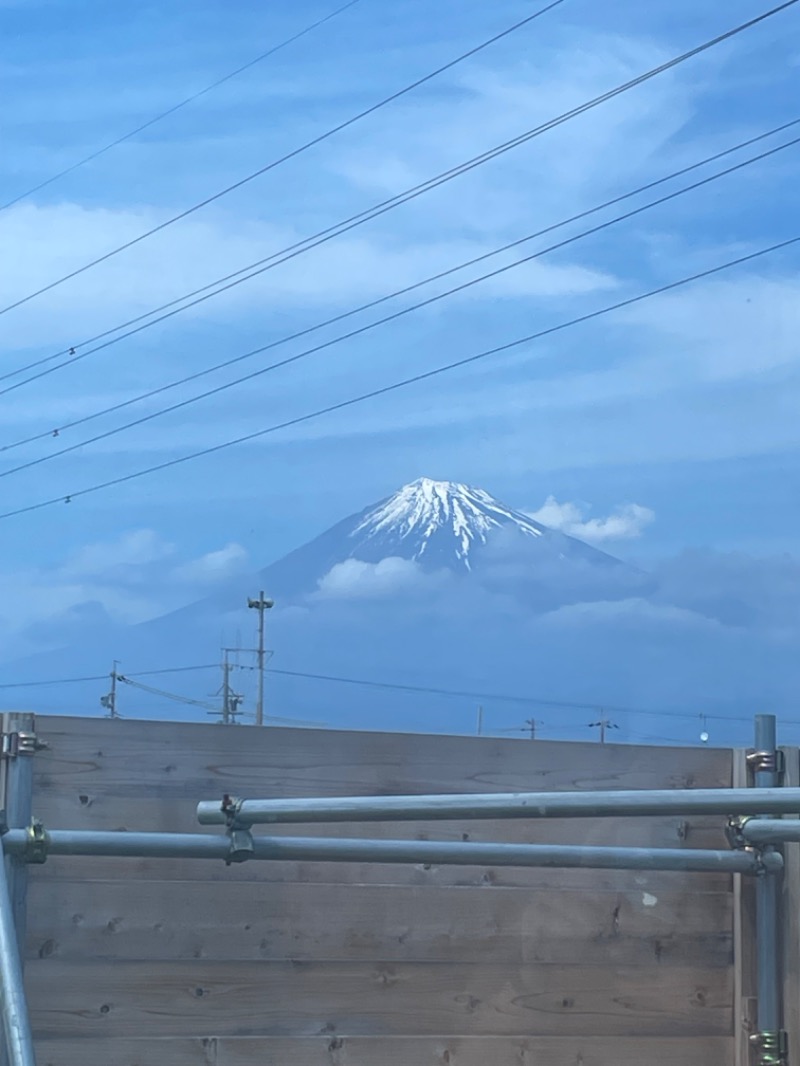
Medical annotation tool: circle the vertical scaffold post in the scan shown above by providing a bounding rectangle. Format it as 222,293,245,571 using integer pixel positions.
0,714,38,1066
0,829,36,1065
750,713,788,1066
3,714,35,956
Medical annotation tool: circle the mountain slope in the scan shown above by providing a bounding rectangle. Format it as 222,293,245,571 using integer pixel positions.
258,476,630,599
1,477,647,728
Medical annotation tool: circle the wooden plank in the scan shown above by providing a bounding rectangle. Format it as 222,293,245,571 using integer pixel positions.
32,1037,217,1066
218,1035,734,1066
32,717,732,801
32,1034,734,1066
26,959,732,1039
781,747,800,1064
25,880,733,968
27,717,737,1061
28,857,733,895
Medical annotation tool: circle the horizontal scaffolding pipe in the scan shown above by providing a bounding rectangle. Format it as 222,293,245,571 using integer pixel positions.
742,819,800,844
196,786,800,826
0,829,782,874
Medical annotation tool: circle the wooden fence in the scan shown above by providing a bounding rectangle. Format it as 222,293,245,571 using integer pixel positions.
1,715,757,1064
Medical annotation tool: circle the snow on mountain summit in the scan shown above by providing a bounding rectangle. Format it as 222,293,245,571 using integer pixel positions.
240,476,634,600
353,477,545,568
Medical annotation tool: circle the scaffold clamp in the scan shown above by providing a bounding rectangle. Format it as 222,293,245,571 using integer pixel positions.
750,1029,788,1066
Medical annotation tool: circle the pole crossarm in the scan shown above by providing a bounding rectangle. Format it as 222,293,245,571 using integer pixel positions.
196,786,800,827
0,825,783,875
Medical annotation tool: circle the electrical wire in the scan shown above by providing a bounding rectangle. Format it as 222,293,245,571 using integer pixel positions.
263,668,800,729
0,0,361,213
0,232,796,521
0,661,748,720
2,660,799,731
1,131,797,475
0,0,565,318
3,119,798,454
0,663,219,689
265,666,671,715
118,674,217,711
2,9,798,393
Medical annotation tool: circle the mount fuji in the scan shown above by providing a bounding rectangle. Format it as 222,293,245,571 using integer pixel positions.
3,477,796,741
1,477,653,732
255,476,635,601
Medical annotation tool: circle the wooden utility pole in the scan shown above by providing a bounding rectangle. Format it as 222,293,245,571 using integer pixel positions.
100,663,120,718
247,591,274,726
589,718,618,743
221,651,234,725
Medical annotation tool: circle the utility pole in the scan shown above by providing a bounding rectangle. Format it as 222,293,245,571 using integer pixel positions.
219,650,244,725
247,591,274,727
100,662,120,719
476,706,483,736
222,651,233,725
524,717,538,740
589,718,618,743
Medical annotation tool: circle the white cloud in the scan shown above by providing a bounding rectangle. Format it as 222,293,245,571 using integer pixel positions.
537,596,724,632
527,496,654,542
173,543,248,583
334,36,694,227
0,529,253,660
0,29,695,355
315,556,446,600
62,529,175,580
0,198,616,352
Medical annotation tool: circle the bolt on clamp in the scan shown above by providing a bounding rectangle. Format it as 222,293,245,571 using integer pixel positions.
726,815,753,850
25,820,48,864
221,794,247,827
226,828,254,866
746,749,786,779
1,730,48,758
750,1029,788,1066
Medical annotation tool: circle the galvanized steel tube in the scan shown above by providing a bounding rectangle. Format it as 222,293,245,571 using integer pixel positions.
196,786,800,826
0,835,36,1066
2,830,229,861
742,820,800,844
3,715,34,957
0,828,781,874
753,714,782,1038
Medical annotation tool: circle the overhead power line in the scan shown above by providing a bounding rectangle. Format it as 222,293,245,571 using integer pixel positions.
0,663,219,689
2,119,797,455
262,668,800,730
1,130,796,475
0,233,796,521
0,659,785,727
0,0,564,318
2,9,797,393
2,659,798,732
0,0,361,213
265,666,663,716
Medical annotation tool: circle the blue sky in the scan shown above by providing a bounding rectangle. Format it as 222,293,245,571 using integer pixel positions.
0,0,798,710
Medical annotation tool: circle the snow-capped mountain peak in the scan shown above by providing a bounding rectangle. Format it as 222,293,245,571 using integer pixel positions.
352,477,545,568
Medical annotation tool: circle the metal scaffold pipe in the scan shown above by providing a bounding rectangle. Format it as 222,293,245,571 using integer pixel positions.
0,828,782,875
742,820,800,844
750,714,785,1064
196,786,800,826
0,835,36,1066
